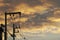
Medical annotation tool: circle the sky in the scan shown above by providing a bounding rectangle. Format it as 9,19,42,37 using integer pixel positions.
0,0,60,40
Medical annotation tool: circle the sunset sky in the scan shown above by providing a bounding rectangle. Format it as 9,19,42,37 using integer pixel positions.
0,0,60,40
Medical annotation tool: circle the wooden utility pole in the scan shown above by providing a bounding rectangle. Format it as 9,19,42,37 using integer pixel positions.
4,12,21,40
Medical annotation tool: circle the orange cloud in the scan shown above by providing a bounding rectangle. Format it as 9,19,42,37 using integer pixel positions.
0,3,5,6
0,0,60,35
20,17,28,23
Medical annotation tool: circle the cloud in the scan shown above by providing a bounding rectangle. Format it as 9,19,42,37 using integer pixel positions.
0,0,21,12
44,0,60,7
0,0,55,13
0,0,60,34
4,0,42,7
21,0,42,6
20,8,55,28
0,0,60,13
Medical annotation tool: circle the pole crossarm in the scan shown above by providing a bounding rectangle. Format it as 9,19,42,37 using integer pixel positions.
5,12,21,15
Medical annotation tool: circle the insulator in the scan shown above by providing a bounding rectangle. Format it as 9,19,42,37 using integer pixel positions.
19,13,21,16
13,14,14,17
15,30,19,33
15,26,18,29
10,14,11,16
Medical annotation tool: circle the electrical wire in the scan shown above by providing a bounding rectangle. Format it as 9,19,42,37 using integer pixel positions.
18,15,27,40
8,13,27,40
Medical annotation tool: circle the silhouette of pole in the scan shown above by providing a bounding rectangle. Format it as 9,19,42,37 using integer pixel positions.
4,12,21,40
5,13,7,40
13,24,15,40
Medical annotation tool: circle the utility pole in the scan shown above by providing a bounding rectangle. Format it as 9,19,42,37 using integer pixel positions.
4,12,21,40
13,23,15,40
5,13,7,40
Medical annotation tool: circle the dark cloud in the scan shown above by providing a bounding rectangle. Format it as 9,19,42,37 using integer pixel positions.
0,0,21,12
3,0,21,6
22,0,42,6
0,0,60,13
0,0,60,28
4,0,42,6
21,9,55,28
0,0,43,13
4,0,43,7
0,5,14,12
47,0,60,7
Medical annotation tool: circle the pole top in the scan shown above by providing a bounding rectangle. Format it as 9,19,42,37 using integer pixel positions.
5,12,21,15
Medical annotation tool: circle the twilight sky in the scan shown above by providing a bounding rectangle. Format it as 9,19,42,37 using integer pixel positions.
0,0,60,40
